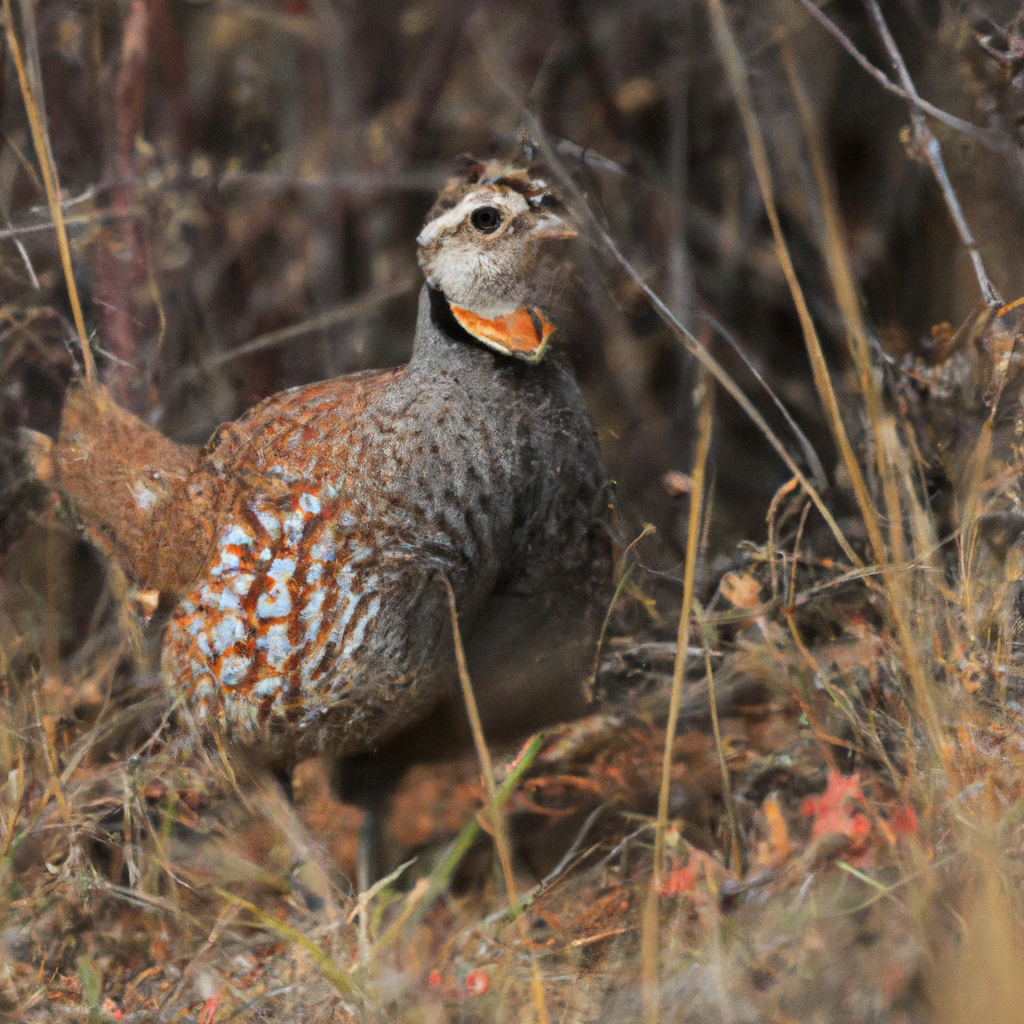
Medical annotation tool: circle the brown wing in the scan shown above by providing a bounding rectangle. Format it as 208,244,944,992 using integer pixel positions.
162,366,415,757
156,366,406,598
201,367,405,480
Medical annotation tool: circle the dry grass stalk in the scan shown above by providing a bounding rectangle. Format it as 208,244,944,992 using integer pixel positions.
529,114,860,567
778,33,900,567
779,31,952,760
2,0,94,383
708,0,951,760
443,576,550,1024
641,370,715,1024
705,0,879,572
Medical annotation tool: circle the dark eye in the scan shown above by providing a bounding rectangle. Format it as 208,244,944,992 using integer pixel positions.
470,206,503,233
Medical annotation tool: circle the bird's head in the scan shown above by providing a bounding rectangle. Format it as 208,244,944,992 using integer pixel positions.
416,164,577,363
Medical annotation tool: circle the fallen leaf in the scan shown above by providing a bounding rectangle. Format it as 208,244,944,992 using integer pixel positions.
802,771,871,845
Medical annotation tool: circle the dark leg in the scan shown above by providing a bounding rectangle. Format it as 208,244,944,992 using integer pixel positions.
330,751,410,890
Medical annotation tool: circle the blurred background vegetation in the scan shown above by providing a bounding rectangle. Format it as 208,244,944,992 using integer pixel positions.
4,0,1023,596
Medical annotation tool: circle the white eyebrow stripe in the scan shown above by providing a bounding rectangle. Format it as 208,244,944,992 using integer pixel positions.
416,189,530,247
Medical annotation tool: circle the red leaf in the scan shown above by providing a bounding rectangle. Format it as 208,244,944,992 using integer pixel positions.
659,863,698,896
802,770,870,843
198,994,220,1024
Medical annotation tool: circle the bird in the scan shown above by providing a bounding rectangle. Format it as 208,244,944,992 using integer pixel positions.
48,162,614,880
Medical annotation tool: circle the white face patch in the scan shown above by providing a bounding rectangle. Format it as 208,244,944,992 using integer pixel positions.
416,188,531,248
415,174,570,320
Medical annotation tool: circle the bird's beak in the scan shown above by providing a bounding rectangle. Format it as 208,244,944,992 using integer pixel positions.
529,213,578,241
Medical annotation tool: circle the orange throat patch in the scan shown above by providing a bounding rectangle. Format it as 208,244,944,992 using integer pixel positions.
449,304,556,363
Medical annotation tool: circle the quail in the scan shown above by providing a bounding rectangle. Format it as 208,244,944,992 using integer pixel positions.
50,163,614,879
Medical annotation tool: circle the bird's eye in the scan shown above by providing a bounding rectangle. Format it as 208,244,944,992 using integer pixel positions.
470,206,503,233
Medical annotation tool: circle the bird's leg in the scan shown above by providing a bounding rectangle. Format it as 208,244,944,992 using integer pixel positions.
330,751,409,891
356,806,385,896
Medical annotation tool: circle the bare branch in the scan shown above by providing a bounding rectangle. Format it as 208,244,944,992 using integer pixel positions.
792,0,1006,153
863,0,1001,308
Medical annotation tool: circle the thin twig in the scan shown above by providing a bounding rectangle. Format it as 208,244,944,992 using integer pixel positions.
701,310,826,489
0,210,133,240
548,135,629,176
442,577,550,1024
787,498,813,612
587,562,634,702
482,803,608,928
7,221,38,288
705,0,885,573
588,523,655,701
593,824,652,874
779,33,900,566
2,0,95,382
766,476,800,601
863,0,1001,308
791,0,1005,152
697,606,741,872
540,804,606,888
217,986,296,1024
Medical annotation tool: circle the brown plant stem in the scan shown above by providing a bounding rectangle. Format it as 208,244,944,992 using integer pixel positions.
443,577,550,1024
2,0,94,383
642,370,714,1024
863,0,1001,308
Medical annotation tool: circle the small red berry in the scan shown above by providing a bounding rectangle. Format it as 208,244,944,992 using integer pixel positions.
465,970,488,995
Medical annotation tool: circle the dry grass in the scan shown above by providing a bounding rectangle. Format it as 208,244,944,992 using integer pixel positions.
4,1,1024,1021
